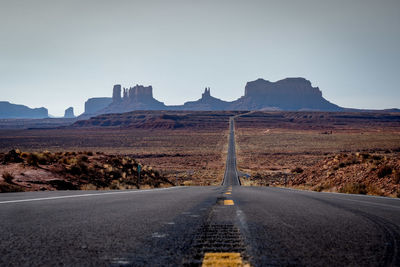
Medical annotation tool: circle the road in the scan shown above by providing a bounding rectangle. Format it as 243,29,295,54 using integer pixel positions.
222,117,240,186
1,118,400,266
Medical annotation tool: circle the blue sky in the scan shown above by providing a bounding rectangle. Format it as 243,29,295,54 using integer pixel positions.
1,0,399,116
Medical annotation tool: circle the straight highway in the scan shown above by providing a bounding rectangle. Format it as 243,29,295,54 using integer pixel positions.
1,117,400,266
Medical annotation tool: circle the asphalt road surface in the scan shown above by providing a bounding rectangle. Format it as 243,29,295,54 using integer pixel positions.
1,119,400,266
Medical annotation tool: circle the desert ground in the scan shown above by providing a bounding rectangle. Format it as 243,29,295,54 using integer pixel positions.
1,111,400,197
0,111,237,191
235,112,400,197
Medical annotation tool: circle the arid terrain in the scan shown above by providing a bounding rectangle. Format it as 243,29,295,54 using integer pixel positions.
1,111,400,197
235,112,400,197
0,111,237,191
0,149,173,192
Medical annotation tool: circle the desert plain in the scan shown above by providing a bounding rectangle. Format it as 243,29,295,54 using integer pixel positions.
1,111,399,197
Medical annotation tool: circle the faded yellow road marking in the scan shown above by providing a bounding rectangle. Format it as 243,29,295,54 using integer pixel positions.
224,199,234,205
202,252,248,267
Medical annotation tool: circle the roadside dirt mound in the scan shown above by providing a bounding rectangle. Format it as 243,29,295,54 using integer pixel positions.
0,150,173,192
290,152,400,197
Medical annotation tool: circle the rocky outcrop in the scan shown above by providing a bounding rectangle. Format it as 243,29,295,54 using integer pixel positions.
81,78,343,116
0,101,48,119
178,88,230,111
64,107,75,118
99,84,166,114
84,97,112,115
230,78,342,111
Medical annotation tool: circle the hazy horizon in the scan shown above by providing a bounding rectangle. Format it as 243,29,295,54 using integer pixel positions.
1,0,399,116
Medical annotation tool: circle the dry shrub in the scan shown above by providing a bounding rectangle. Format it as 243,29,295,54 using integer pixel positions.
339,183,367,195
291,167,304,173
372,155,382,161
26,153,39,166
394,172,400,184
377,165,392,178
0,183,23,192
3,150,23,163
79,155,89,162
313,183,331,192
366,185,383,196
2,172,14,183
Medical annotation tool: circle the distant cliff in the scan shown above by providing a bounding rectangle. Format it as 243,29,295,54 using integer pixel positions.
84,97,112,115
81,78,343,116
230,78,342,111
0,101,48,119
98,84,166,114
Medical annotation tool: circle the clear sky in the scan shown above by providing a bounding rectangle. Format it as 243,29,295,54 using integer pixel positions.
1,0,399,116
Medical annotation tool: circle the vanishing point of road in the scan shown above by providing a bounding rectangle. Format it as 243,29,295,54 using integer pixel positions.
1,117,400,266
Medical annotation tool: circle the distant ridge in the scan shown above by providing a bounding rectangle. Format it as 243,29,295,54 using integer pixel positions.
0,101,48,119
80,77,344,117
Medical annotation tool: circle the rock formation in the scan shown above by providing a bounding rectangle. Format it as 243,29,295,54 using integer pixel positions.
99,84,166,114
229,78,342,111
64,107,75,118
178,87,230,110
79,77,343,116
0,101,48,119
84,97,112,115
112,84,122,103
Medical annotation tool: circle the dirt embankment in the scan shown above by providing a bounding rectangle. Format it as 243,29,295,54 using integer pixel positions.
0,149,173,192
290,151,400,197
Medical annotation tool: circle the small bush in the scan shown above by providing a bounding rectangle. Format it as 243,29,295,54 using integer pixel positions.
361,153,370,159
313,184,330,192
2,172,14,183
339,183,367,195
372,155,382,161
3,149,23,163
78,155,89,162
0,183,23,192
27,153,39,166
69,164,82,175
393,172,400,184
291,167,304,174
366,185,383,196
377,166,392,178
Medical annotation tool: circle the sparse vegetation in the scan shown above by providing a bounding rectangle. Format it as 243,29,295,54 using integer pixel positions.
236,113,400,197
377,165,392,178
0,149,175,192
291,167,303,174
339,183,367,195
394,172,400,184
2,172,14,184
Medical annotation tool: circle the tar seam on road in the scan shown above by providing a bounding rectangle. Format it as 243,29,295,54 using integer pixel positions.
0,186,183,205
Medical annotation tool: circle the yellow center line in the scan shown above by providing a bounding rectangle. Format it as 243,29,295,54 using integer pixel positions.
225,192,232,195
224,199,234,205
202,252,249,267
